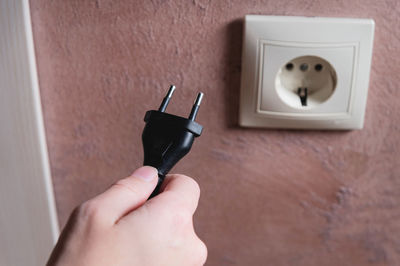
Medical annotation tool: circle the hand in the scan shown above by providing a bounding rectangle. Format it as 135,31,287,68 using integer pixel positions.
47,166,207,266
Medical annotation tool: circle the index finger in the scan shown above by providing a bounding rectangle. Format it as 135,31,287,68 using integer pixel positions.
148,174,201,215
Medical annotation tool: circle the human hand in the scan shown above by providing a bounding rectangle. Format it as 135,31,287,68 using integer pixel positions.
47,166,207,266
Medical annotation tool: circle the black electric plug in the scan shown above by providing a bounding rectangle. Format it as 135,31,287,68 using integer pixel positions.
142,85,204,198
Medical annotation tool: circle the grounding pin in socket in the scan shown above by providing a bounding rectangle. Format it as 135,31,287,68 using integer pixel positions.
275,55,337,109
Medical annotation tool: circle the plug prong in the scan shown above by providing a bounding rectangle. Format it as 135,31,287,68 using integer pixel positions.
188,92,204,121
297,87,308,106
158,85,176,112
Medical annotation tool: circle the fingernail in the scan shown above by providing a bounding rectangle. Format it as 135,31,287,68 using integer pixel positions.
132,166,157,182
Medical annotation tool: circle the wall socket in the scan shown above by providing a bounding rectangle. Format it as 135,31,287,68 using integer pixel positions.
239,15,375,130
276,55,337,109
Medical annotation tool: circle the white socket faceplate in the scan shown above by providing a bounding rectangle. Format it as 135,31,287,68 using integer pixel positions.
239,15,375,129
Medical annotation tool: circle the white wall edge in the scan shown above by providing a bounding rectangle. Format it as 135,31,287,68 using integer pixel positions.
23,0,60,241
0,0,59,265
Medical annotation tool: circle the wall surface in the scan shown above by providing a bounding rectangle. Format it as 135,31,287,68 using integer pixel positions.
30,0,400,265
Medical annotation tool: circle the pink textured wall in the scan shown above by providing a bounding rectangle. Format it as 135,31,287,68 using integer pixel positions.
30,1,400,265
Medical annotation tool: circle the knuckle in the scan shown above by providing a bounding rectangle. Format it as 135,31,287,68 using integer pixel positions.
187,178,201,196
170,209,192,228
113,179,139,194
177,174,201,195
78,199,106,224
194,238,208,265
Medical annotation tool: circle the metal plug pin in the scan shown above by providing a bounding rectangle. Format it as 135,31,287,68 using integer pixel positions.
188,92,204,121
158,85,176,112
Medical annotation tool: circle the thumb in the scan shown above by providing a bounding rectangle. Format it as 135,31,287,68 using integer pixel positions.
93,166,158,224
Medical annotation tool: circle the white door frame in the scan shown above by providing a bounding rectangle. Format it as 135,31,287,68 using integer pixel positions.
0,0,59,265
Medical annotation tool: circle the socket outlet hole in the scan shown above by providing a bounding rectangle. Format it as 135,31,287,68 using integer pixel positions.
275,55,337,109
315,64,323,72
285,63,294,70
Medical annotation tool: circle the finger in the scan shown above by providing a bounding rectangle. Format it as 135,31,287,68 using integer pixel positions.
147,174,201,215
92,166,158,224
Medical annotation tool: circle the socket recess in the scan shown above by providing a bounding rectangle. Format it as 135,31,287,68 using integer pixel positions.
239,15,375,129
276,55,337,109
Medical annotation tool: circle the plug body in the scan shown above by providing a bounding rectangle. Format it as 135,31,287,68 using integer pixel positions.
142,86,203,198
